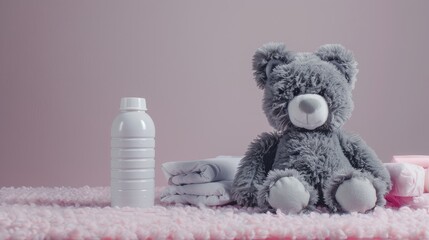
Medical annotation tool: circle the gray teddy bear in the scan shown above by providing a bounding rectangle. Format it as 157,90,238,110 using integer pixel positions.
232,43,391,214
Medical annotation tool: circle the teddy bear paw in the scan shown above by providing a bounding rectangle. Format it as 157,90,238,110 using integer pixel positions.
335,177,377,213
268,176,310,214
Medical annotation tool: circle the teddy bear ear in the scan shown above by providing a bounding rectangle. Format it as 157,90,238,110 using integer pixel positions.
315,44,358,88
252,42,292,89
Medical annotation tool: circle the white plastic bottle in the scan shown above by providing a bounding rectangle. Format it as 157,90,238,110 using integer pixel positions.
111,97,155,208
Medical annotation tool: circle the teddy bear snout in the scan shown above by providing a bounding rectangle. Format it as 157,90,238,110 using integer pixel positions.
288,94,329,130
299,98,321,114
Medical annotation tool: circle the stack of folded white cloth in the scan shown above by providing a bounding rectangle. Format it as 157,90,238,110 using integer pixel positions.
160,156,241,206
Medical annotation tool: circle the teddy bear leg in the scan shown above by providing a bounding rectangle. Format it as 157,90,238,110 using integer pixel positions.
335,177,376,213
324,171,387,213
268,176,310,213
257,169,318,213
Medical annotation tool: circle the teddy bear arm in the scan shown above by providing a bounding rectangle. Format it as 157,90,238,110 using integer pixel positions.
232,132,280,207
338,132,391,191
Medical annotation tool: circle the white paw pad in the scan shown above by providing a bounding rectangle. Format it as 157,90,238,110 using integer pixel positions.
267,176,310,214
335,177,377,213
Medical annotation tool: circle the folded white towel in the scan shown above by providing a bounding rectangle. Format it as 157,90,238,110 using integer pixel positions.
161,156,241,185
160,181,233,206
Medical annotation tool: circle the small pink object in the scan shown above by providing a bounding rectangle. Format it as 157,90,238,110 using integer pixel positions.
425,169,429,193
392,155,429,168
386,193,429,209
384,163,425,197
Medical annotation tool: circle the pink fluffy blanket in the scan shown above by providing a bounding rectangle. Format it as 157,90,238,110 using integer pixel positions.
1,186,429,239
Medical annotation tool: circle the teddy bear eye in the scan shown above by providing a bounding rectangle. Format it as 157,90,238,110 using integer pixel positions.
293,88,300,96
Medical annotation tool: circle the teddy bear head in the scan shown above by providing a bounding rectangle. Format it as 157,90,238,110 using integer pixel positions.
253,43,358,132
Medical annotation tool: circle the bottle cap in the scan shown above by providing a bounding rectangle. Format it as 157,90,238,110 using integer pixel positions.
120,97,147,111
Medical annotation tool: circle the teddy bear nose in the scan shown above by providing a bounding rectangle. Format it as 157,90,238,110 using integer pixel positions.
299,98,321,114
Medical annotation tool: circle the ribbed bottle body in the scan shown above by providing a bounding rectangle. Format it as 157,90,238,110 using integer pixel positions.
111,99,155,208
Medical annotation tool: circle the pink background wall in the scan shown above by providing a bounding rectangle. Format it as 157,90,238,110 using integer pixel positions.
1,1,428,187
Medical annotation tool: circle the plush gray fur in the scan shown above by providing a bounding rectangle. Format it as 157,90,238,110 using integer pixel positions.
232,43,391,213
232,132,280,207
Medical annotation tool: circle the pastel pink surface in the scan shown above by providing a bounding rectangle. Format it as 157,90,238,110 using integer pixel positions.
1,186,429,239
392,155,429,168
1,1,429,188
